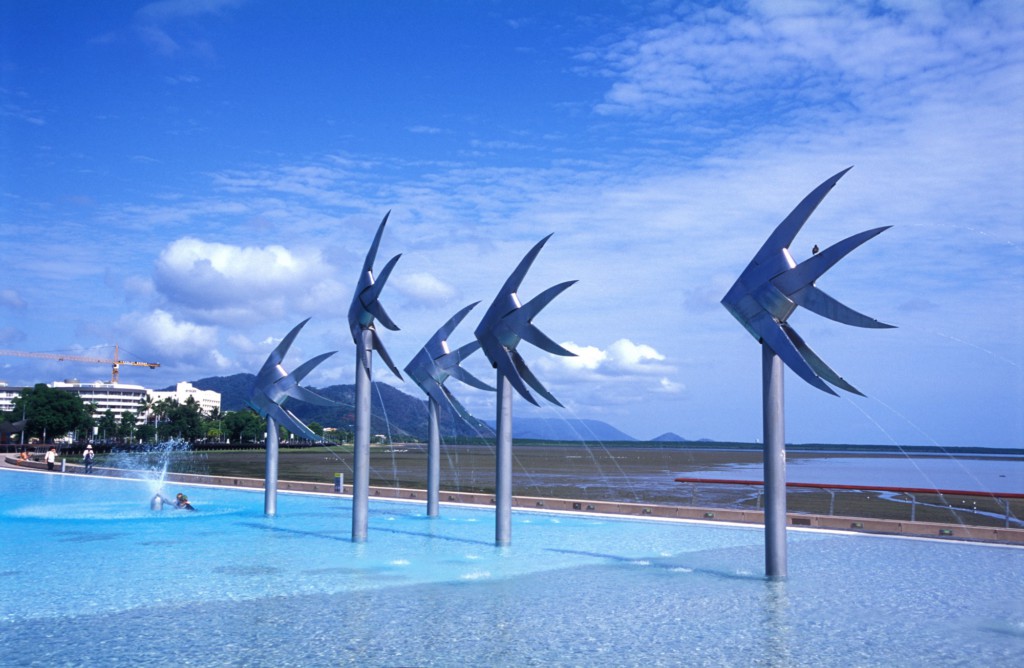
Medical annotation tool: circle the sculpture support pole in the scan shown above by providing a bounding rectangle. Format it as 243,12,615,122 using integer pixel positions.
352,329,373,542
762,344,787,579
720,171,892,578
427,397,440,517
264,416,279,517
495,374,513,546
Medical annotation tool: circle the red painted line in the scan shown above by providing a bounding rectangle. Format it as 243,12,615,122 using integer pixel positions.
673,477,1024,499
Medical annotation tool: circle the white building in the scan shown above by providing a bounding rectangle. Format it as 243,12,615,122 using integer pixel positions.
2,380,150,424
0,382,21,414
50,379,151,420
0,379,221,422
149,381,221,416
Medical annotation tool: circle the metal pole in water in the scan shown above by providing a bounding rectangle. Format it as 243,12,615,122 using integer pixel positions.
352,329,373,542
427,396,440,517
495,374,513,546
264,415,279,517
762,344,787,579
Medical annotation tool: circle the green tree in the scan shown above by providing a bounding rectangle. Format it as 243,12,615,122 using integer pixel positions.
149,398,175,442
201,407,223,441
97,410,117,442
136,423,156,443
222,409,264,443
11,384,92,443
118,411,138,443
160,397,203,441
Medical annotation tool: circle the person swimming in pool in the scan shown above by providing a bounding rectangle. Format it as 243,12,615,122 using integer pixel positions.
150,492,196,511
174,493,195,511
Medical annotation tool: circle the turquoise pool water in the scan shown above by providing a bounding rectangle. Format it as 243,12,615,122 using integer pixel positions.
1,468,1022,666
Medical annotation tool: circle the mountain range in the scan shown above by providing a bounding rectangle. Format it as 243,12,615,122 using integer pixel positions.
185,374,651,442
186,374,489,441
483,417,636,442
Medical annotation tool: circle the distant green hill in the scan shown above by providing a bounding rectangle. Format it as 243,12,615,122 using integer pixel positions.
175,376,1024,454
186,374,492,441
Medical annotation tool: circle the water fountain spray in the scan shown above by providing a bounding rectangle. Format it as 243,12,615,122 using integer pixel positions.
348,212,403,542
247,318,337,517
474,234,576,545
721,167,894,578
405,302,495,517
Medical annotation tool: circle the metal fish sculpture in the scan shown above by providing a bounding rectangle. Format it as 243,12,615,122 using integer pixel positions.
405,301,494,420
721,167,895,396
474,234,577,406
348,211,403,380
246,318,336,440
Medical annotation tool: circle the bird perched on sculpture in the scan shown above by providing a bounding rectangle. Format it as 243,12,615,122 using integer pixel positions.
721,167,895,396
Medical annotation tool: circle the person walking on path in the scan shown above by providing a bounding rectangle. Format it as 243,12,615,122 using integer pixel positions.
83,444,94,474
45,447,56,471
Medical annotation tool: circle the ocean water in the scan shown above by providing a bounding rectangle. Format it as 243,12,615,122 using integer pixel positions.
481,449,1024,504
690,455,1024,494
1,468,1022,667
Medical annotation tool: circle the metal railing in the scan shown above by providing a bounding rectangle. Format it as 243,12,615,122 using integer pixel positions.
674,477,1024,528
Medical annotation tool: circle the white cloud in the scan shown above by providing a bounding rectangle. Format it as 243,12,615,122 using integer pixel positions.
605,339,666,369
153,237,334,324
4,2,1020,447
120,309,217,360
408,125,443,134
0,289,27,310
392,272,457,306
589,2,1024,126
133,0,245,58
0,326,25,347
136,0,245,23
561,343,605,370
657,377,684,393
557,339,673,377
134,24,180,57
122,275,156,301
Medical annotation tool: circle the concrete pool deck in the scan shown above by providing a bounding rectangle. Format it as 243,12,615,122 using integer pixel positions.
5,453,1023,544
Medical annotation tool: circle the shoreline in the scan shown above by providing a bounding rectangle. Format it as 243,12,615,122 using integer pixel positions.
4,458,1023,545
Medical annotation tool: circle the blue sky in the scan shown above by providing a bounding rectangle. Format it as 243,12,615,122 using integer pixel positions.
1,1,1022,449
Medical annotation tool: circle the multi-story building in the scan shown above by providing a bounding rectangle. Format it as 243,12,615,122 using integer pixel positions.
50,379,151,419
0,379,221,423
0,383,21,415
149,381,221,416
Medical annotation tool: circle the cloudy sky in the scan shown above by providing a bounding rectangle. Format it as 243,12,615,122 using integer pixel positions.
1,1,1021,449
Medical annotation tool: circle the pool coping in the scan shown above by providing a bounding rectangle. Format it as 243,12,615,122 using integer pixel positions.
5,454,1023,544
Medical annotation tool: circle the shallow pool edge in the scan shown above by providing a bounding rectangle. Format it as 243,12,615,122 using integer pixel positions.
4,458,1023,546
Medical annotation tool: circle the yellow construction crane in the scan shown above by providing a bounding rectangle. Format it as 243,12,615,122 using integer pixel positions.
0,345,160,384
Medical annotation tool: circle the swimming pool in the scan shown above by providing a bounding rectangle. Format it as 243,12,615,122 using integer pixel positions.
1,468,1021,666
